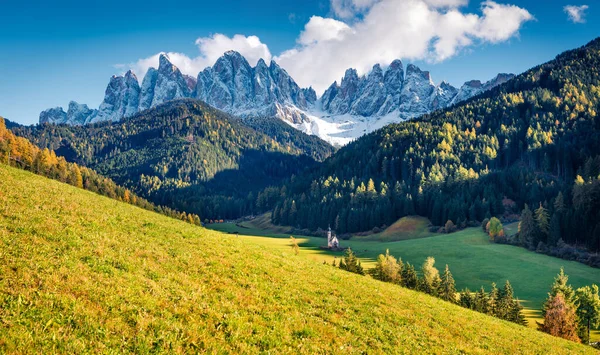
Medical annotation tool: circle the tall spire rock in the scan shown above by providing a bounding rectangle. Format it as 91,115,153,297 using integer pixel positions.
143,54,190,109
93,70,141,122
195,53,313,122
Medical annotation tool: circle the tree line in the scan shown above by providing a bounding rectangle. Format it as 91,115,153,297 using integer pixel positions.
333,248,526,325
334,247,600,347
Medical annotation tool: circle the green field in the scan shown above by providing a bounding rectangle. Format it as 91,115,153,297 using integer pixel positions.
0,164,594,353
209,216,600,340
355,216,436,242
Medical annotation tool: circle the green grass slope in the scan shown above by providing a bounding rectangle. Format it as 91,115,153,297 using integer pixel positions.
355,216,435,242
0,165,593,354
209,222,600,338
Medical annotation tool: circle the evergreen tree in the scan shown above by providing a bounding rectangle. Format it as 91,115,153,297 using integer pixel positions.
339,248,365,275
543,268,575,316
474,287,489,314
497,280,514,320
509,298,527,326
518,204,536,248
438,264,457,303
401,262,418,290
488,283,500,317
539,293,580,343
575,285,600,344
459,289,474,309
548,212,562,247
535,203,550,244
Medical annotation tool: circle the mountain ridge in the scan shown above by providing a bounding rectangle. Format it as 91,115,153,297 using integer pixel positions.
39,52,513,144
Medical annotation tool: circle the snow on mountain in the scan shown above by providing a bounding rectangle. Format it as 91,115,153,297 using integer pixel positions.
39,107,68,125
39,101,97,125
39,51,514,145
194,51,315,124
92,70,140,123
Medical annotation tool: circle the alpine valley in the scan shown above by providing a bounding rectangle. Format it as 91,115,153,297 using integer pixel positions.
39,51,513,145
3,5,600,351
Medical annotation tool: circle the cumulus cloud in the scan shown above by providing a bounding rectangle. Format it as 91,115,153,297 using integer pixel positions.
276,0,533,93
330,0,382,19
125,0,532,94
564,5,589,23
126,34,272,80
298,17,354,45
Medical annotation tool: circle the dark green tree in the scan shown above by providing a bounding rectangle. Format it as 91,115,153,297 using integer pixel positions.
575,284,600,344
438,264,457,303
518,204,536,248
401,262,418,290
339,248,365,275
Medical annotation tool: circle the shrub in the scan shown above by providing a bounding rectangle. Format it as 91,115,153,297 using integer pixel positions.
482,218,490,232
487,217,504,242
445,220,457,234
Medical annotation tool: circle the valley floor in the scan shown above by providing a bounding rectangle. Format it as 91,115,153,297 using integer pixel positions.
208,215,600,341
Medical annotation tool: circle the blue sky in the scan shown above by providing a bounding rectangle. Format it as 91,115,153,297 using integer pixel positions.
0,0,597,125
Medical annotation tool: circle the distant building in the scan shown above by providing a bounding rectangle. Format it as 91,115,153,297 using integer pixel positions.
327,225,339,249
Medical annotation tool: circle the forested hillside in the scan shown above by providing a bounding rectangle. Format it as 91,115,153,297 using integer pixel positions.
268,38,600,254
12,99,334,220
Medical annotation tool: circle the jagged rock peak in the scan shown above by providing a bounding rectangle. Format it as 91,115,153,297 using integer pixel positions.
405,64,432,83
158,53,177,73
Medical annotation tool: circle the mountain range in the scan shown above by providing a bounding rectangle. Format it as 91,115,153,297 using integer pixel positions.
40,52,513,144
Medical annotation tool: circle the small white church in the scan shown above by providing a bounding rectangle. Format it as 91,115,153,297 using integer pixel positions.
327,225,339,249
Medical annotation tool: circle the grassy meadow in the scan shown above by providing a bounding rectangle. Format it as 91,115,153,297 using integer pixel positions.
0,164,595,353
209,214,600,340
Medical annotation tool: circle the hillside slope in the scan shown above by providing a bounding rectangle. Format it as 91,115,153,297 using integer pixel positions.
0,164,592,354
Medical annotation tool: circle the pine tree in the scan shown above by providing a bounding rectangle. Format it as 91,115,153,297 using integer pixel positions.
438,264,457,303
548,212,562,247
539,293,580,343
401,262,418,289
518,204,536,248
535,203,550,243
575,285,600,344
459,289,474,309
497,280,514,320
474,286,489,314
509,298,527,325
543,268,575,316
339,248,364,275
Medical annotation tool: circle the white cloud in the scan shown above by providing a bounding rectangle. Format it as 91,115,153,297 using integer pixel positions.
276,0,533,93
330,0,381,19
564,5,589,23
124,0,532,95
126,34,272,80
298,16,354,45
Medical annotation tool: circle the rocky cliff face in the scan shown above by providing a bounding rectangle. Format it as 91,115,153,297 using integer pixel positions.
39,51,514,144
39,102,97,125
319,61,515,119
194,51,315,123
